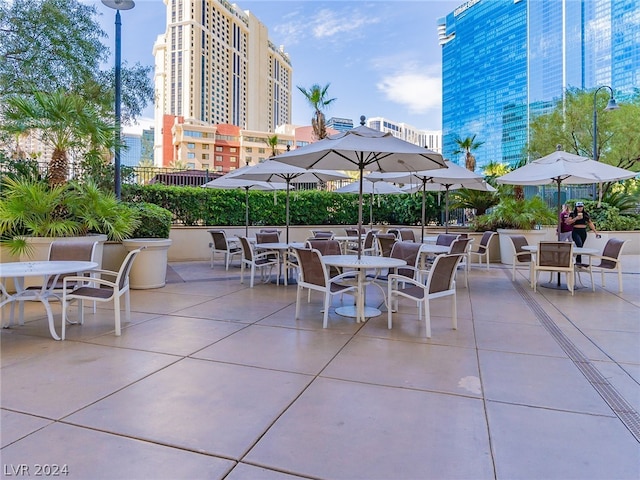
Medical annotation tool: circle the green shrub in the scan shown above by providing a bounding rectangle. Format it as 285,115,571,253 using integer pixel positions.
126,202,172,238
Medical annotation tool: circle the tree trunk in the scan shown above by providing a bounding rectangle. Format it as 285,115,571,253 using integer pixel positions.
48,148,68,187
465,152,476,172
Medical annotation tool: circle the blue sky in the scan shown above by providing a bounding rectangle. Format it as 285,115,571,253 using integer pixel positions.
92,0,461,131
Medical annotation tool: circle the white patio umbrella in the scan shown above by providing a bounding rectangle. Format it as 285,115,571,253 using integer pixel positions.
497,146,636,240
334,179,405,229
202,176,287,236
225,161,349,243
368,160,490,236
273,119,446,257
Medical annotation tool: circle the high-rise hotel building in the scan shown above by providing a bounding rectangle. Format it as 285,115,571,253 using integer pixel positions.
153,0,292,164
439,0,639,169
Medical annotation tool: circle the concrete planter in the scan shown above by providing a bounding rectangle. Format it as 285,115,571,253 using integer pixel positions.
122,238,173,289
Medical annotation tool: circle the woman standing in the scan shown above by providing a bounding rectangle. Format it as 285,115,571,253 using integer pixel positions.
566,202,599,265
558,204,573,242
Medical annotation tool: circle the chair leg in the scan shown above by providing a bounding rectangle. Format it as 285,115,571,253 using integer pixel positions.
114,295,121,336
322,292,331,328
617,268,623,293
295,285,302,320
387,286,393,329
61,298,68,340
423,298,432,338
125,290,131,322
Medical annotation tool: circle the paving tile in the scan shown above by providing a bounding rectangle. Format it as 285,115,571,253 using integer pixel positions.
193,324,351,375
479,349,614,415
474,320,567,357
1,410,51,448
322,336,482,397
1,342,178,419
64,358,312,459
487,401,640,480
0,422,233,479
245,377,494,479
86,315,246,356
225,463,310,480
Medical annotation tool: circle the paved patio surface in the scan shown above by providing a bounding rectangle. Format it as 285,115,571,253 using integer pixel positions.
2,255,639,479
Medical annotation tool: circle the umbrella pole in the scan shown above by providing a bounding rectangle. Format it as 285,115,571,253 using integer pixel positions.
556,180,562,287
421,181,426,243
358,169,364,260
445,186,450,234
370,192,374,230
245,187,249,237
286,181,291,244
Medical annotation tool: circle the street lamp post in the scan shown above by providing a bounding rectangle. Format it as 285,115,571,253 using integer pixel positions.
102,0,135,200
592,85,619,200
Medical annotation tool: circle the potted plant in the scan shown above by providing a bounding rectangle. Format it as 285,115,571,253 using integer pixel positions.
121,202,173,289
0,177,139,259
471,197,556,264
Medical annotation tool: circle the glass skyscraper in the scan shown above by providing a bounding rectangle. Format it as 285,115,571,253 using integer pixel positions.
439,0,639,169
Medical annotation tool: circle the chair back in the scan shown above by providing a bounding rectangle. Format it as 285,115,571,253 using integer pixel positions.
363,230,376,249
398,229,416,242
311,231,335,240
256,232,280,244
376,234,397,257
538,242,573,268
387,228,400,239
117,248,143,290
259,228,281,236
477,231,495,252
306,239,342,256
390,241,422,278
239,237,254,262
294,248,327,288
344,228,359,237
598,238,626,268
510,235,531,262
427,254,463,294
48,240,99,288
208,230,229,251
449,237,471,254
436,234,458,246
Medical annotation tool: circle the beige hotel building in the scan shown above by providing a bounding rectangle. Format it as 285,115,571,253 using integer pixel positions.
153,0,293,168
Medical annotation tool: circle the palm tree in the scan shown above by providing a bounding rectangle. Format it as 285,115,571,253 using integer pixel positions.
296,83,336,140
2,90,113,188
452,135,484,172
265,134,279,157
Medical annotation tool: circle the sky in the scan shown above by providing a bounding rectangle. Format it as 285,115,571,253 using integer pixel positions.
92,0,462,132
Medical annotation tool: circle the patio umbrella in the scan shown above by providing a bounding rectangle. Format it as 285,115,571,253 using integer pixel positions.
273,119,446,257
497,146,635,241
368,160,489,236
202,176,287,237
225,161,349,243
334,179,405,229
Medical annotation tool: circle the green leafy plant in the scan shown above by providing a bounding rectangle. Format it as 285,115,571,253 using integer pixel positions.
126,202,172,238
0,177,140,255
471,196,556,231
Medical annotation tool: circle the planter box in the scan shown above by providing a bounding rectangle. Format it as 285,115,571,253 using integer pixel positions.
123,238,173,289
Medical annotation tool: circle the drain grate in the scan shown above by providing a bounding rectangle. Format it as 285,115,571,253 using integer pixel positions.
510,272,640,443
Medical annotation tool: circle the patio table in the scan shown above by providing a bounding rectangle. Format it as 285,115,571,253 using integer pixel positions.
522,245,598,290
0,260,98,340
322,255,406,322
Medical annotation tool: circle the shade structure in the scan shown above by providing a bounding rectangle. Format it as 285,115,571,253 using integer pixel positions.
273,122,446,257
334,179,405,228
225,161,349,242
368,161,489,235
202,176,287,236
497,147,635,240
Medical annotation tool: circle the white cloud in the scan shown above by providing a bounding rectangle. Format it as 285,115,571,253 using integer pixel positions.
312,9,380,39
376,70,442,114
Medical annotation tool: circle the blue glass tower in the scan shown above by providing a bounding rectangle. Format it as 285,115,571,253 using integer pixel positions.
440,0,640,170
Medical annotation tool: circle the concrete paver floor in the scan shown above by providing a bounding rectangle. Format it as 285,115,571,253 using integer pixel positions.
2,255,639,479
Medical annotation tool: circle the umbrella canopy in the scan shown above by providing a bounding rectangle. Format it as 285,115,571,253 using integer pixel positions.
497,146,635,240
273,121,446,257
226,161,349,242
335,179,405,228
368,161,489,235
202,176,287,236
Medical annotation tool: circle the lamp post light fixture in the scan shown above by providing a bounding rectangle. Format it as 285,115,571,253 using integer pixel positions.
591,85,619,200
102,0,135,200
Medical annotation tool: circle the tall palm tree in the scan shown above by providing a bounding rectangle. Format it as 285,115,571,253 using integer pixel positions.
2,89,112,187
296,83,336,140
452,135,484,172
